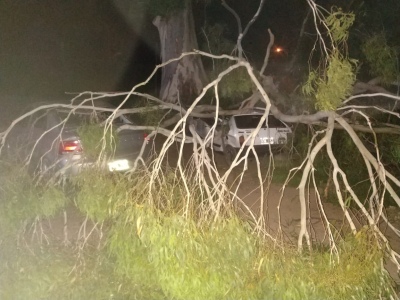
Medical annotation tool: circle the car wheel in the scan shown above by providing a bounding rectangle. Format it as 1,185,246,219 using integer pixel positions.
224,145,238,165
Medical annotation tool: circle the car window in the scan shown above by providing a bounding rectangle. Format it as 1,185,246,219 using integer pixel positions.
234,115,286,129
234,115,268,129
267,115,287,128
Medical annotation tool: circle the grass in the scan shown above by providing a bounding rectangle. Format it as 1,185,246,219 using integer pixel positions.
270,163,303,187
0,243,162,300
0,161,67,236
0,161,397,299
1,214,394,299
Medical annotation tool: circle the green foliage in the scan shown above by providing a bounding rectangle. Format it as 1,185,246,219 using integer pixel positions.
330,130,366,179
106,172,395,299
71,169,145,222
108,210,162,295
303,52,357,110
0,243,159,300
0,163,67,235
201,24,234,56
362,33,399,85
3,209,392,299
303,7,358,111
133,99,165,126
77,121,118,160
390,142,400,164
147,217,259,300
201,24,253,107
216,67,253,102
257,229,393,299
0,164,396,299
302,70,319,103
0,245,74,300
325,7,355,45
109,209,261,300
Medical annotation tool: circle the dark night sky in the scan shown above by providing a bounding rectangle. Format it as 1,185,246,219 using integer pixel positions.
0,0,158,102
0,0,394,123
0,0,304,102
0,0,161,124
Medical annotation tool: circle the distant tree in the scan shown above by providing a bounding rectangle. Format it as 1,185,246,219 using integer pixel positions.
113,0,207,104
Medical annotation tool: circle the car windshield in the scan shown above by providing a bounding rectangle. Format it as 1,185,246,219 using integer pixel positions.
234,115,286,129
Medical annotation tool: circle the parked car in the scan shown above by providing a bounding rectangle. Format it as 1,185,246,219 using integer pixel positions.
191,108,292,163
5,104,150,177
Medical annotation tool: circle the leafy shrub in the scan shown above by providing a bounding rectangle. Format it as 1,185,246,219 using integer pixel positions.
0,245,74,300
107,207,161,294
108,188,394,300
216,66,253,103
256,229,393,299
200,23,253,107
77,121,118,160
146,217,259,299
325,7,355,45
303,52,357,111
302,7,357,111
362,33,399,85
0,162,67,236
120,95,166,128
0,164,396,299
0,243,160,300
71,169,133,222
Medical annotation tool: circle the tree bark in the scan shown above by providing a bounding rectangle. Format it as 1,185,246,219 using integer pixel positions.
153,1,207,104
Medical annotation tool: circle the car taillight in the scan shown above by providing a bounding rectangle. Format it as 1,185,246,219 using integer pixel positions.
143,132,150,143
59,140,82,154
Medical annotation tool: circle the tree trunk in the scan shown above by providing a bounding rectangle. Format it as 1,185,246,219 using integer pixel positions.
153,1,207,104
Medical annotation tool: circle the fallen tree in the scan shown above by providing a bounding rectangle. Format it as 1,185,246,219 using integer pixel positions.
0,0,399,294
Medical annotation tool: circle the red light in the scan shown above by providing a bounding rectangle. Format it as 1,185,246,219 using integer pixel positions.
59,140,82,154
143,132,151,143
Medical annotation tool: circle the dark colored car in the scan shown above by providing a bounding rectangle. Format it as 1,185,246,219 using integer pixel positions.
5,106,150,176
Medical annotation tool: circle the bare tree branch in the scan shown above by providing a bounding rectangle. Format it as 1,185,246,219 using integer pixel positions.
260,29,275,76
1,47,400,275
221,0,243,58
222,0,265,60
